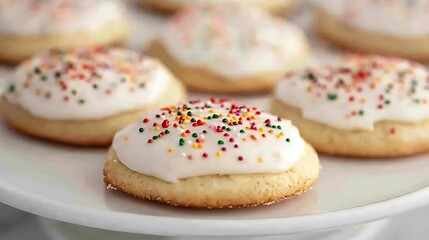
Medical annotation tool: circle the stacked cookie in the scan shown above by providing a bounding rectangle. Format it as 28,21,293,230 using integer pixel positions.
0,0,130,64
138,0,297,15
147,4,309,93
315,0,429,61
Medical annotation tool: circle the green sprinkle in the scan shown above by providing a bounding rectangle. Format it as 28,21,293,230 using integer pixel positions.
192,133,198,138
8,84,15,93
286,138,291,142
222,118,228,123
152,136,158,140
207,116,212,120
271,125,277,129
92,84,98,89
277,126,281,129
358,110,365,116
327,93,338,101
212,114,219,118
222,126,226,130
187,111,192,116
72,90,77,95
165,130,170,134
384,100,391,105
240,129,245,133
179,142,184,146
226,127,231,131
78,99,85,104
179,138,185,142
266,123,271,127
121,78,127,83
139,128,144,133
218,140,224,145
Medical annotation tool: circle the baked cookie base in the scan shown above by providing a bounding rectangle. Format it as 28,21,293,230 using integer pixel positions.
270,98,429,158
0,79,186,146
139,0,296,16
146,41,309,94
103,143,319,208
315,9,429,62
0,19,130,65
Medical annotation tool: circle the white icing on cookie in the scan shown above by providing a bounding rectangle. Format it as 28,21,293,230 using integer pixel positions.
4,47,171,120
318,0,429,36
160,4,307,78
112,99,305,183
276,55,429,130
0,0,125,35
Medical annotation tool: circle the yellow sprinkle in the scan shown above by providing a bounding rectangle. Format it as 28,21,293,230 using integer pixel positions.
168,147,174,153
306,86,313,93
243,112,249,117
227,114,231,117
170,112,175,116
216,151,222,157
197,114,202,117
251,115,256,119
180,125,185,129
360,98,366,104
192,143,198,149
123,136,129,142
209,109,215,113
242,138,247,142
154,127,160,131
258,157,264,164
259,128,264,132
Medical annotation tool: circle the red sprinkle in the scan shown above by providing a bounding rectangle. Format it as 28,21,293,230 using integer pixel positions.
143,118,149,123
162,119,170,128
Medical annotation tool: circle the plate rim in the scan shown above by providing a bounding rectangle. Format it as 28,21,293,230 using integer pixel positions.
0,180,428,236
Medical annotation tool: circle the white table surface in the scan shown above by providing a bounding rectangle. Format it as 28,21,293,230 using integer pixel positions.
0,204,428,240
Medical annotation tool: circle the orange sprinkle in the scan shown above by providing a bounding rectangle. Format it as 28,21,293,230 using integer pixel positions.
167,147,174,153
251,135,257,141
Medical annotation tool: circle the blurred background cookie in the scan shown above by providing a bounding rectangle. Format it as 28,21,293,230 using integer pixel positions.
138,0,297,15
0,47,186,146
314,0,429,62
271,55,429,157
0,0,130,64
147,4,309,94
104,99,320,208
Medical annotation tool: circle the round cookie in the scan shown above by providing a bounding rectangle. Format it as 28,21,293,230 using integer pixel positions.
0,0,130,64
315,0,429,62
103,99,320,208
139,0,296,15
271,55,429,158
0,47,186,146
147,4,309,94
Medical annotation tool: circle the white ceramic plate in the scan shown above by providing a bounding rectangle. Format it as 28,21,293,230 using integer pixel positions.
0,95,428,237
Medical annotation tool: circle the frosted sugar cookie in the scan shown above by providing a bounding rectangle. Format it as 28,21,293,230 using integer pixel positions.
104,99,319,208
147,4,309,94
0,47,185,146
271,55,429,157
0,0,130,64
315,0,429,61
139,0,295,15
